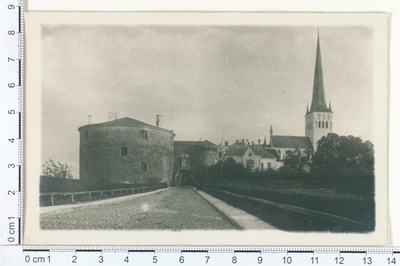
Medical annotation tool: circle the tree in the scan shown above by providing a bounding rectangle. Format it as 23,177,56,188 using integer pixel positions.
209,157,246,181
194,163,210,184
284,149,311,172
313,133,374,175
42,159,75,179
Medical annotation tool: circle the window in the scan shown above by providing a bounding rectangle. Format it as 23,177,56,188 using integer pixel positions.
141,162,147,171
140,130,147,140
246,159,254,169
261,163,264,170
121,147,128,156
322,121,325,128
267,162,272,168
318,121,321,128
249,153,252,157
326,121,329,128
181,158,188,168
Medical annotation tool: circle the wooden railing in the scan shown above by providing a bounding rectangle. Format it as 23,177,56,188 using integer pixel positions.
40,183,167,206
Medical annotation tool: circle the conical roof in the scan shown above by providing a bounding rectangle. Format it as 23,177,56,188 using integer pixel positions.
78,117,175,136
310,33,330,113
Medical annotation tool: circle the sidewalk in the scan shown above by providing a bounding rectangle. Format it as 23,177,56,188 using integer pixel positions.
195,189,276,230
41,187,173,215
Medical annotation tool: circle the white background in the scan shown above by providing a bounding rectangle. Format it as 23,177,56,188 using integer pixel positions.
26,0,400,245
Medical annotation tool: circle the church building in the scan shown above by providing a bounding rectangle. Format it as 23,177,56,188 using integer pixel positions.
304,33,333,149
270,33,333,157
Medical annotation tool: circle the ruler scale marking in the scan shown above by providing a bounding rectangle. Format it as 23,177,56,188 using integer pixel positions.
128,250,156,253
287,250,314,253
181,250,208,253
75,249,102,252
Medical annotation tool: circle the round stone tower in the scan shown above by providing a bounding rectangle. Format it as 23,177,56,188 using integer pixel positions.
78,117,175,185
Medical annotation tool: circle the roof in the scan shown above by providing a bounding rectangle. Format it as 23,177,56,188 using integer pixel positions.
270,135,313,150
98,117,153,127
309,33,331,113
252,145,264,155
174,140,217,147
252,146,279,159
261,150,278,159
78,117,175,135
225,142,251,156
264,148,280,158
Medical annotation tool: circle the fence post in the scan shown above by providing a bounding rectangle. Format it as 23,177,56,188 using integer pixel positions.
51,194,54,206
71,194,75,203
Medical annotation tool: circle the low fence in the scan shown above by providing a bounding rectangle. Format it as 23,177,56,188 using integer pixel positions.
40,183,167,207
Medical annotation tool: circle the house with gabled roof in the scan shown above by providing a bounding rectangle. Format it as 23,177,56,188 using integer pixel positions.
256,147,284,170
224,140,260,170
223,140,283,171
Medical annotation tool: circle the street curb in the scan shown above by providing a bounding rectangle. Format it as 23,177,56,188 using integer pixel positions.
193,188,244,230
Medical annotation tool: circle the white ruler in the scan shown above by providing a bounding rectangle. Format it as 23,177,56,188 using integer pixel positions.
1,3,400,266
0,0,23,246
2,246,400,265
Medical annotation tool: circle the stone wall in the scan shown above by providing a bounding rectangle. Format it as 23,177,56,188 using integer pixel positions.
173,143,217,180
79,125,174,185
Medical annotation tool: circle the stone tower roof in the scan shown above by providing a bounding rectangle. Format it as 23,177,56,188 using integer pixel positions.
174,140,217,147
99,117,154,127
78,117,175,136
309,33,331,113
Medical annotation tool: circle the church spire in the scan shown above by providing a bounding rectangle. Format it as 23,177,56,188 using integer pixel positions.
310,31,329,113
270,124,273,137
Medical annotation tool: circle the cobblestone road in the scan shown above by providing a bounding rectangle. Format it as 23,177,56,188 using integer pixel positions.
41,187,235,230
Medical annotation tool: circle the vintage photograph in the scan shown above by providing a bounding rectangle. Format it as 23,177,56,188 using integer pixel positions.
25,12,388,245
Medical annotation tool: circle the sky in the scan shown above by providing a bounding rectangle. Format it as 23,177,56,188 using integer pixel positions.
41,25,373,177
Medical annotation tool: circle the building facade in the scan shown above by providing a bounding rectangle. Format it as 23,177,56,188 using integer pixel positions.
173,140,218,186
223,140,283,171
269,125,313,160
78,117,175,185
268,33,333,154
305,33,333,150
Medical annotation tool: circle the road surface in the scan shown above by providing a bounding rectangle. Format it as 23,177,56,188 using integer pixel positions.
40,187,235,230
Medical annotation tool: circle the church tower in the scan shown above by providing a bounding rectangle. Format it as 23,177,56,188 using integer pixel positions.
305,32,333,151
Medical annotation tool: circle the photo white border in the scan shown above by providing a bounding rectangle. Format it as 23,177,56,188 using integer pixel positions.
24,12,388,246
